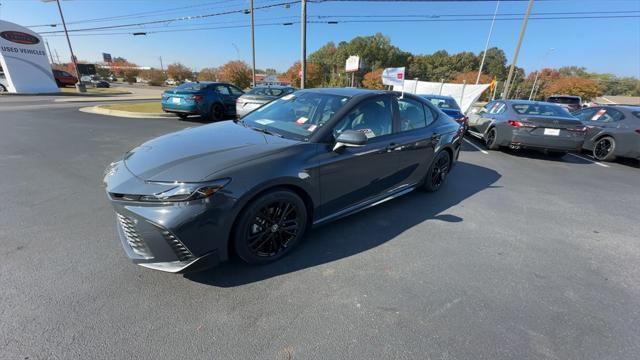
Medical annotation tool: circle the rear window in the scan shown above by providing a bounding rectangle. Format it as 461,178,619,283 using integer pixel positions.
547,96,581,105
423,97,460,110
631,111,640,119
512,103,573,117
176,83,208,91
247,87,292,97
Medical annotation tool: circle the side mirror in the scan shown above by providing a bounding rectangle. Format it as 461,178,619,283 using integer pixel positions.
333,130,368,151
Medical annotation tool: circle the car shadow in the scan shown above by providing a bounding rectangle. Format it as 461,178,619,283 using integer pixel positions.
184,161,502,287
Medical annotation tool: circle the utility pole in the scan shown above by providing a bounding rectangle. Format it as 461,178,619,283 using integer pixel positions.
250,0,256,88
46,0,85,92
300,0,307,89
159,56,164,73
502,0,534,99
45,40,55,65
476,0,500,84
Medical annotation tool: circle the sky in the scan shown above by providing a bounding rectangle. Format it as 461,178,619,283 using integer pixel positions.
1,0,639,77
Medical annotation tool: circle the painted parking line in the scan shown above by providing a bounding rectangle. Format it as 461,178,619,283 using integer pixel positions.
462,138,489,154
566,153,610,168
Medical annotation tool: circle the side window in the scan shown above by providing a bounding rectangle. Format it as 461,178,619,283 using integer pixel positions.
215,85,230,95
398,98,427,131
228,85,243,96
333,97,394,140
490,102,506,114
574,108,598,121
590,108,624,122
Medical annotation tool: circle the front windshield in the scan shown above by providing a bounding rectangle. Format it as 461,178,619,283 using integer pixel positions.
241,92,350,140
512,103,573,117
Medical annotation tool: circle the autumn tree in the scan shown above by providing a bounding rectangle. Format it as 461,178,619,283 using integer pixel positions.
362,68,385,89
217,61,252,89
197,67,219,81
452,71,491,84
542,77,602,101
166,63,193,82
139,69,166,86
284,61,323,88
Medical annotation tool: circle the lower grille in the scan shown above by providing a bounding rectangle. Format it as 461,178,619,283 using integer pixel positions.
116,213,153,259
161,230,195,262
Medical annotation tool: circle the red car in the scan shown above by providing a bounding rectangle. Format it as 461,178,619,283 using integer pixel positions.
52,69,77,87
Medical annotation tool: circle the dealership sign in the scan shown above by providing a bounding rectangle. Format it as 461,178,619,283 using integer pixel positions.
345,56,361,73
0,20,58,93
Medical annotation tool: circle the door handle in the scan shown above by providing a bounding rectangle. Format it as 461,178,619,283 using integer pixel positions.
385,143,402,152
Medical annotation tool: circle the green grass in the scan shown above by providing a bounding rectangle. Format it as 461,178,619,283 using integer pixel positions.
59,87,131,95
99,102,163,113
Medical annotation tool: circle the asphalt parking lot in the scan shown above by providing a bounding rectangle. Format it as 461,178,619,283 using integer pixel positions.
1,97,639,360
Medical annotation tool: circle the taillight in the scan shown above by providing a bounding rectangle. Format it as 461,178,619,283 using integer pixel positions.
188,95,203,102
635,129,640,135
508,120,535,128
567,126,588,133
457,116,468,124
236,98,242,103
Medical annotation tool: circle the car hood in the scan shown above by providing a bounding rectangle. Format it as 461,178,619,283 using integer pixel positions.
123,121,298,182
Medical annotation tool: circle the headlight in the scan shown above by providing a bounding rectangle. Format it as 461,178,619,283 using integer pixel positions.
139,178,230,202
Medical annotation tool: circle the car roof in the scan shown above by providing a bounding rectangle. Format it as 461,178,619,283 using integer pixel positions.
299,87,388,97
548,95,581,99
417,94,455,100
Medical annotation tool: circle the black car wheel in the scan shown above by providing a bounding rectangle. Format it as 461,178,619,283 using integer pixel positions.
424,150,451,193
485,128,500,150
210,103,224,122
177,113,189,120
0,84,6,93
233,190,307,264
593,136,616,161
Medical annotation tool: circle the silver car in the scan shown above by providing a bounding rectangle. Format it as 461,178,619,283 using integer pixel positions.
467,100,587,157
572,105,640,161
235,86,295,118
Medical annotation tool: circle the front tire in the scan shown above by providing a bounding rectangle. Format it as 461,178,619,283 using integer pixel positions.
593,136,616,161
485,128,500,150
423,150,451,193
233,190,308,265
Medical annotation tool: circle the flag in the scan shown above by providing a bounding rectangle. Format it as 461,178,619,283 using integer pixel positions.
382,67,405,86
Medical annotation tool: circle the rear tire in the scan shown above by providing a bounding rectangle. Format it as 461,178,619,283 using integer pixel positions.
209,103,224,122
177,113,189,120
423,150,451,193
485,128,500,150
233,190,308,265
592,136,616,161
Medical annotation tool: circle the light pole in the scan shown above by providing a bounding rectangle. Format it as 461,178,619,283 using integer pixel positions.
528,48,554,100
250,0,256,87
43,0,85,92
502,0,534,99
476,0,500,84
300,0,307,89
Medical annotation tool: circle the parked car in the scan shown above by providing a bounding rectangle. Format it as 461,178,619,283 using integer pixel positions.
467,100,587,157
0,72,8,92
52,69,77,87
104,88,462,272
94,80,110,88
161,82,244,121
572,105,640,161
419,94,468,131
235,86,296,118
108,74,117,82
546,95,583,112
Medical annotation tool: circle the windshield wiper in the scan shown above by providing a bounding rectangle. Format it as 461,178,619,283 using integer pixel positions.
248,126,283,137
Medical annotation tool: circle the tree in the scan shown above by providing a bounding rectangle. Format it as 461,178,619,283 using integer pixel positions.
264,68,278,76
362,68,385,89
284,61,322,88
453,71,491,84
139,69,166,86
217,61,252,89
558,66,589,78
166,62,193,82
542,77,602,101
197,67,219,81
110,58,138,78
478,47,508,80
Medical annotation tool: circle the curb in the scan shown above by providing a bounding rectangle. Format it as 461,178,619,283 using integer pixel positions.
79,105,176,119
55,96,158,103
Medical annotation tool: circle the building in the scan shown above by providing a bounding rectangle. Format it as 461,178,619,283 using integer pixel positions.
255,74,290,86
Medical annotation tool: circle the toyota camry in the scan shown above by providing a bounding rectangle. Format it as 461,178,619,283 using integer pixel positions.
103,88,462,273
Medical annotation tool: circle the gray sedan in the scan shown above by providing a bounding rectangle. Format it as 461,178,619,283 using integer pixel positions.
235,86,295,118
467,100,587,156
572,105,640,161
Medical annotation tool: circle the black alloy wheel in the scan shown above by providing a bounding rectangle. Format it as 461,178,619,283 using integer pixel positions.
593,136,616,161
424,150,451,193
485,128,499,150
234,190,307,264
210,103,224,122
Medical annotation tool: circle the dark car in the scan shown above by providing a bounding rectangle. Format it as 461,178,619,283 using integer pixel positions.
161,82,244,121
420,95,468,131
572,105,640,161
547,95,583,113
104,89,462,272
94,80,110,88
235,86,296,118
52,69,77,87
467,100,587,157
